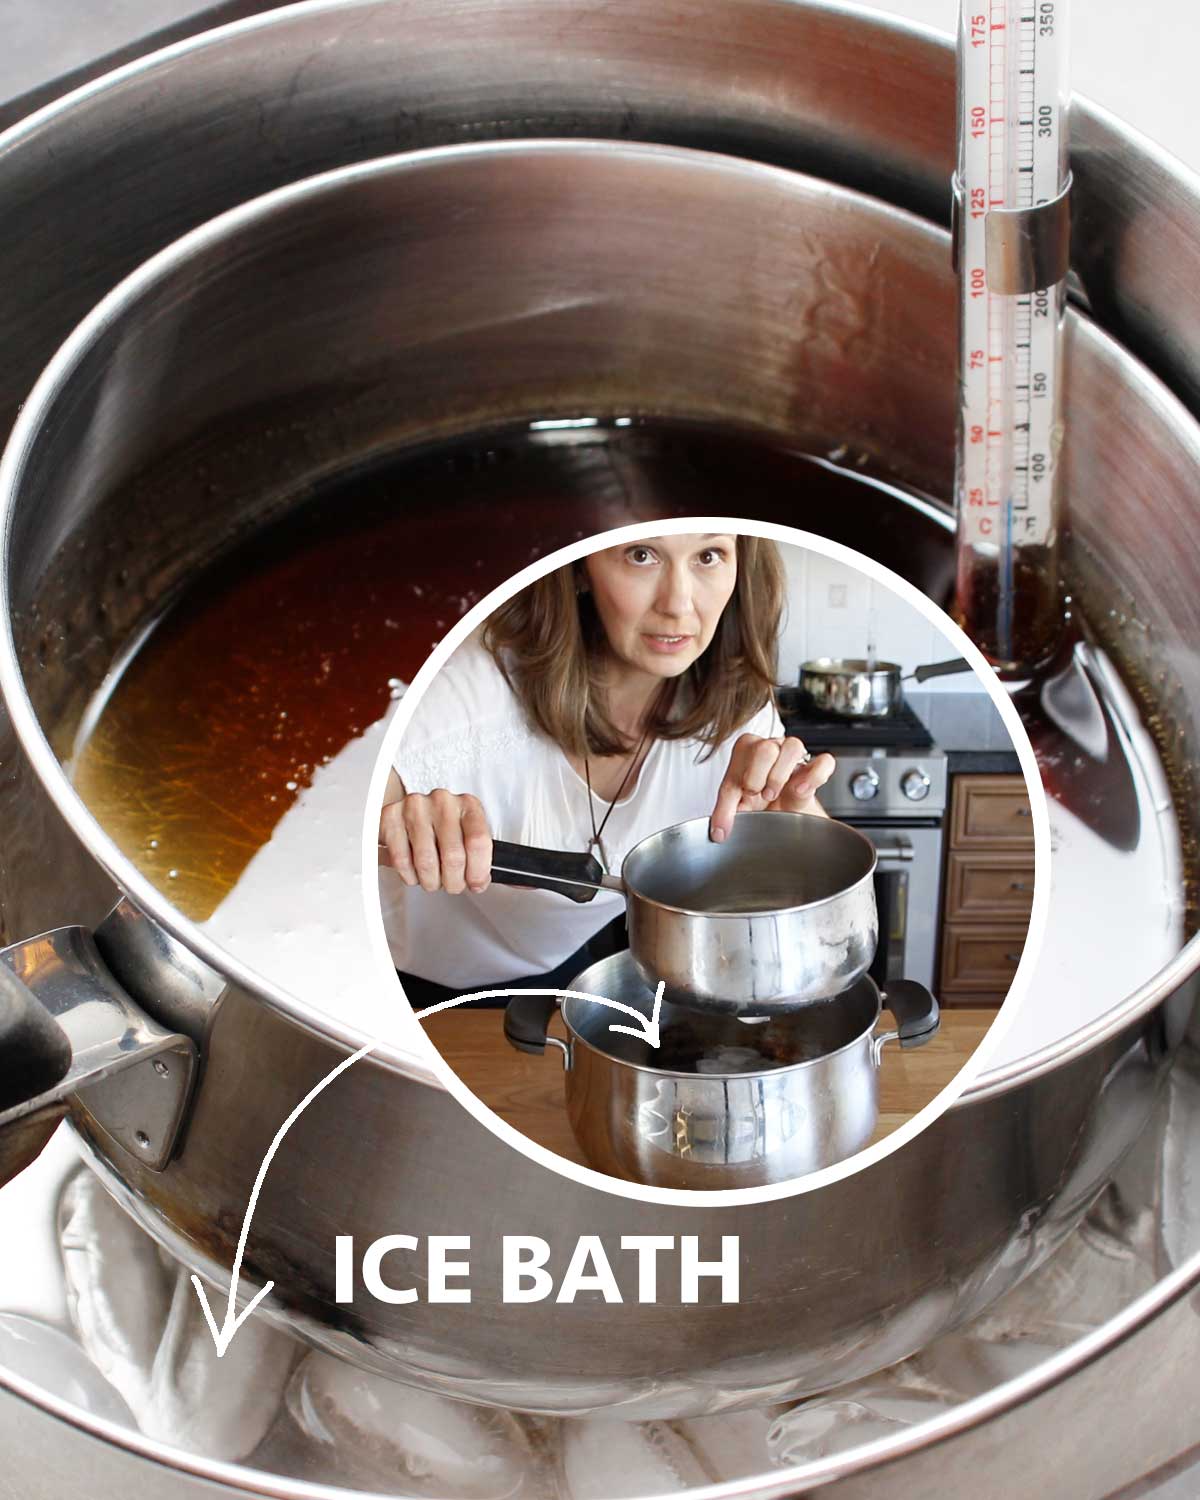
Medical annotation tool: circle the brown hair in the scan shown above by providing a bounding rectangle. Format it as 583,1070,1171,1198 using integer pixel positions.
483,536,785,758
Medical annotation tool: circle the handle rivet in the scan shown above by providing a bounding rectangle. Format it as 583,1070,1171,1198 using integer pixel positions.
153,1059,170,1077
134,1130,152,1149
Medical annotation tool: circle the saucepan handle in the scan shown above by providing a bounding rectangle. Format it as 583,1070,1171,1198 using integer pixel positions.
884,979,940,1046
491,840,620,905
503,995,571,1068
0,928,199,1190
872,979,940,1064
909,658,972,683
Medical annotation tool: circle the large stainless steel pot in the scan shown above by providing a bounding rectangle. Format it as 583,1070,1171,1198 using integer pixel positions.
0,1,1198,1495
504,952,940,1186
491,814,880,1014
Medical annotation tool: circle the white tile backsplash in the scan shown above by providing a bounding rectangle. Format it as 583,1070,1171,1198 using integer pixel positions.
777,542,979,692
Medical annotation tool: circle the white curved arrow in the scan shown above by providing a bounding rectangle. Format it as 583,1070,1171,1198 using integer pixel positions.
413,981,664,1046
191,981,662,1354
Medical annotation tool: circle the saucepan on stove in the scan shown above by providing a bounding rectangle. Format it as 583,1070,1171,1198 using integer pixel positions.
490,812,878,1014
799,656,973,719
504,952,939,1186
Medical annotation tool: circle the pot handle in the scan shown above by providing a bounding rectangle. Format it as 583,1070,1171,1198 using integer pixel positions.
491,840,621,904
0,965,73,1185
879,980,941,1050
0,927,198,1190
503,994,570,1067
909,658,972,683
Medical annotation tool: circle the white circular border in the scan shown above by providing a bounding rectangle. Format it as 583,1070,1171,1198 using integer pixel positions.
362,515,1052,1206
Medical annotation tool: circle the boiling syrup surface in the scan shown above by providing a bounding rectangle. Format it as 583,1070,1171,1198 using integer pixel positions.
66,420,1184,1058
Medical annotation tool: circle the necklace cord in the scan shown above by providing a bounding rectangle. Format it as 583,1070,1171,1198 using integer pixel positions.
584,722,651,869
583,679,672,869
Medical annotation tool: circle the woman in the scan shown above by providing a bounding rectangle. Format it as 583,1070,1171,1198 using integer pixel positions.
379,531,836,1005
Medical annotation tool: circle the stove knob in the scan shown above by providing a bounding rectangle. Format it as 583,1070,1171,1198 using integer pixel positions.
901,769,932,802
849,768,880,802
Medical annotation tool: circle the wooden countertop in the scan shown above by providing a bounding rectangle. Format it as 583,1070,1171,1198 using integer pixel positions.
422,1007,996,1169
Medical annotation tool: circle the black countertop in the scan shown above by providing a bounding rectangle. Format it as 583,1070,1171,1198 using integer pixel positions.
944,748,1022,774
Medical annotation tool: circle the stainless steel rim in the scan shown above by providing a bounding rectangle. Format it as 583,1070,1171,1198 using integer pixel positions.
801,658,901,677
562,984,883,1079
0,0,951,161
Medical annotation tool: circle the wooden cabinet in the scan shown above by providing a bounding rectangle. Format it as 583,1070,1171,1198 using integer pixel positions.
950,777,1036,846
939,775,1034,1007
944,851,1035,921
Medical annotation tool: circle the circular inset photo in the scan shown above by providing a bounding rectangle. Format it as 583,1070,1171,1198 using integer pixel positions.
372,519,1048,1199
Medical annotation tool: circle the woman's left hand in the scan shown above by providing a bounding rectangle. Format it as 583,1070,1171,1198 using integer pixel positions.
709,735,836,842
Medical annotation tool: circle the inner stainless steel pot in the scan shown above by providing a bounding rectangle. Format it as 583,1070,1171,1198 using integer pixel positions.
1,1,1200,1492
0,133,1191,1419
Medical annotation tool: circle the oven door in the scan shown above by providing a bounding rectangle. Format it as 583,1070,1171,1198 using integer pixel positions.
856,823,944,993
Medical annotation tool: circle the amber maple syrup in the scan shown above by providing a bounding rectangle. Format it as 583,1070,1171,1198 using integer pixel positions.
68,418,965,919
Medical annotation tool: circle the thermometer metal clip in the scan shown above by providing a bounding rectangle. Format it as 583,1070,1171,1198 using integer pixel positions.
952,172,1073,295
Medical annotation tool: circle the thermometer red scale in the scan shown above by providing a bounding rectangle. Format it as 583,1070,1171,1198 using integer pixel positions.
956,0,1070,670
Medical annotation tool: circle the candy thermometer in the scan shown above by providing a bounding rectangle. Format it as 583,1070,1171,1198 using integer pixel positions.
955,0,1072,671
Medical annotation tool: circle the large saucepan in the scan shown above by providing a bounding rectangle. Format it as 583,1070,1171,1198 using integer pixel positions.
490,814,879,1013
0,4,1198,1493
0,134,1190,1419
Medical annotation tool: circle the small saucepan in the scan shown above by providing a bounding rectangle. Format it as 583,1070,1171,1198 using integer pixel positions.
489,811,878,1015
799,657,973,719
504,951,940,1186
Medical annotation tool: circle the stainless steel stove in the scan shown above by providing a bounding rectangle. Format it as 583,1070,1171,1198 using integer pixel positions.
779,691,947,993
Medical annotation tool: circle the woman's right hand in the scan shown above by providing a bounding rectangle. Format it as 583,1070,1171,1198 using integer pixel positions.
379,789,494,894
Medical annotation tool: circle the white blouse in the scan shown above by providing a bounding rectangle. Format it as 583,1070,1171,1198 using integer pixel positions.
380,632,783,988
